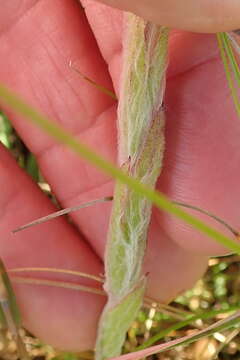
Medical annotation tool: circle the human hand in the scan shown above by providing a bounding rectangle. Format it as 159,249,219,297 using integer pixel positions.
0,0,239,352
94,0,240,32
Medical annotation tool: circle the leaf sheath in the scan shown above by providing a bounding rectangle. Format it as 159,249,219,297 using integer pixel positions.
95,14,169,360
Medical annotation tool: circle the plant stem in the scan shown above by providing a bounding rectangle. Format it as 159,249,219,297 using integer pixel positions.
95,14,169,360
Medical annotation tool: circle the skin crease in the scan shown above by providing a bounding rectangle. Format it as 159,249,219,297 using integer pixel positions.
0,0,239,351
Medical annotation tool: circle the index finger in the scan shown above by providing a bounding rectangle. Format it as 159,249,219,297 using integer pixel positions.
92,0,240,32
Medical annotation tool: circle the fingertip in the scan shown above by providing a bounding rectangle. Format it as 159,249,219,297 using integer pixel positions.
91,0,240,33
144,219,209,303
0,142,104,351
13,281,105,351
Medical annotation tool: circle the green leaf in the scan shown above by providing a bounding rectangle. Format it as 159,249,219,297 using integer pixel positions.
95,280,146,360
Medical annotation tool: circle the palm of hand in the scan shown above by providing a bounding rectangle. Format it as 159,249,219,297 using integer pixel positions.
0,0,239,351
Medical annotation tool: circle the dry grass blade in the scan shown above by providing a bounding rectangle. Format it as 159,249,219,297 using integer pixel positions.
69,61,117,100
9,267,190,323
145,296,192,316
173,201,239,237
111,311,240,360
11,276,105,296
9,268,189,321
227,32,240,58
13,196,113,233
143,302,185,321
136,305,240,350
9,267,103,283
0,259,29,360
144,299,188,321
212,328,240,359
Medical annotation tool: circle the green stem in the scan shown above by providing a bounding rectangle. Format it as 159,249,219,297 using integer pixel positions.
95,14,169,360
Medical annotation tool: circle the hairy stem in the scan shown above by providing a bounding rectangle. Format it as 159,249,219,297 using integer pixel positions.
95,14,169,360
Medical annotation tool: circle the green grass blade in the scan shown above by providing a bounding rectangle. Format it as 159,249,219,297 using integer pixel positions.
0,84,240,253
0,258,21,328
217,33,240,117
136,305,240,350
26,153,39,182
221,33,240,86
111,311,240,360
0,111,13,148
0,259,29,360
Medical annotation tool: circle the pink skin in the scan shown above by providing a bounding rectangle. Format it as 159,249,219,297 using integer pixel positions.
0,0,239,352
93,0,240,32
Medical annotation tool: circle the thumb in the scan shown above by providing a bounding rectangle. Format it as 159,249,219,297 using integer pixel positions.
92,0,240,33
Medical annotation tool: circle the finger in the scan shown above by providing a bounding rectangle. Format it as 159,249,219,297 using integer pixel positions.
81,0,123,95
0,0,209,312
144,217,208,303
0,144,105,351
0,0,115,154
0,0,38,35
157,53,240,256
71,3,210,300
84,3,240,256
90,0,240,32
0,0,235,324
0,143,208,351
0,0,117,253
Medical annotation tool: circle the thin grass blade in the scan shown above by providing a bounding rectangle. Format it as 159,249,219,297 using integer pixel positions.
110,311,240,360
13,196,113,233
11,276,105,296
217,32,240,117
0,259,29,360
69,61,117,100
0,84,240,253
136,305,240,350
